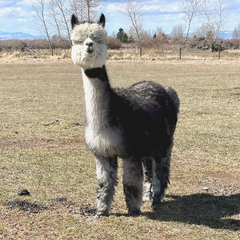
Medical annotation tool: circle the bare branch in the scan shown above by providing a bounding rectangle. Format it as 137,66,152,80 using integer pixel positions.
118,0,144,48
49,0,62,38
68,0,87,22
84,0,103,22
233,23,240,39
178,0,203,38
199,0,229,47
31,0,52,51
49,0,71,43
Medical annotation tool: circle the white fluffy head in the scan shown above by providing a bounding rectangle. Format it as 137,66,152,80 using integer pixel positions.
71,14,108,70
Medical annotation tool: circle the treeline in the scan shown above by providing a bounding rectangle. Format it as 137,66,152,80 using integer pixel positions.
0,37,71,52
113,27,240,52
0,34,239,53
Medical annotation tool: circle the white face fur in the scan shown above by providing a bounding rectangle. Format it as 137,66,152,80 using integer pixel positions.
71,22,108,70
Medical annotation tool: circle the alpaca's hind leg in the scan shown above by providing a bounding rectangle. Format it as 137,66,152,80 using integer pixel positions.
142,158,153,201
152,145,172,208
95,155,118,217
123,158,143,216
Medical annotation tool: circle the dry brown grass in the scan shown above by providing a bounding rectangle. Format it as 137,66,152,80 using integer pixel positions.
0,59,240,239
108,48,240,61
1,47,240,63
0,49,72,63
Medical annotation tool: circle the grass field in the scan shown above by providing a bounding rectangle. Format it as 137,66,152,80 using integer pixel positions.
0,58,240,239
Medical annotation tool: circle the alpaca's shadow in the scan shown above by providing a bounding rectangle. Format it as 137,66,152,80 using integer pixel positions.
142,193,240,231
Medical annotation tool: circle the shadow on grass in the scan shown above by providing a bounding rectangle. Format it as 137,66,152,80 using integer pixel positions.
3,194,240,231
143,193,240,231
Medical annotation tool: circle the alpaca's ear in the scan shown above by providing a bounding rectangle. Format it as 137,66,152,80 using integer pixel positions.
98,13,105,28
71,14,79,29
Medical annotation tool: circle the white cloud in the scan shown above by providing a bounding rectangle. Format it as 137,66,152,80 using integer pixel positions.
178,13,185,19
16,0,36,6
172,5,179,11
0,7,14,17
106,3,118,13
142,2,179,13
20,11,27,17
142,5,161,12
162,14,177,20
1,7,27,17
18,18,27,22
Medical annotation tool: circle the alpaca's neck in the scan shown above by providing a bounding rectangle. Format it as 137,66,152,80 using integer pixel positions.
82,65,125,157
82,65,113,129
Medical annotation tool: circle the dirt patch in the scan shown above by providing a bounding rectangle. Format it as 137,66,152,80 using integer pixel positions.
3,200,48,213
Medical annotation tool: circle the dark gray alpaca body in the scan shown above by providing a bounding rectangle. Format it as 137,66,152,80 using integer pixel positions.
71,14,179,217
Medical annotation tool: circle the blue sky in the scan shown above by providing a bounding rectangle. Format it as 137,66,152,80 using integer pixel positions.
0,0,239,37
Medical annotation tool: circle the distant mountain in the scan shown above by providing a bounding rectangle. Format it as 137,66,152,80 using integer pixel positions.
0,30,233,40
0,31,46,40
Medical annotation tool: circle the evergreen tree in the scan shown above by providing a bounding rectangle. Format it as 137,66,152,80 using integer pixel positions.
117,28,124,42
117,28,129,43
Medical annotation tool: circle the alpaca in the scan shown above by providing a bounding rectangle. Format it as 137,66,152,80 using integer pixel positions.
70,13,180,217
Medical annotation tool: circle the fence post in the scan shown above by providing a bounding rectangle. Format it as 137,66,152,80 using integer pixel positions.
179,47,182,60
140,47,142,57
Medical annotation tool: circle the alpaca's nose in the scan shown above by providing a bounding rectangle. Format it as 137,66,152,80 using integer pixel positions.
85,41,94,53
86,42,93,47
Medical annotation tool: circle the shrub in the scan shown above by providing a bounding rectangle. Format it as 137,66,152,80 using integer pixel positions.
107,37,122,49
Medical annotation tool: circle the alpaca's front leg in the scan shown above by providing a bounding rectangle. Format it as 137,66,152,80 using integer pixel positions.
95,155,118,217
123,158,143,216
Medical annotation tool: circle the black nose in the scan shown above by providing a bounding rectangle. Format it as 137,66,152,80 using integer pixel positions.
86,42,94,53
86,42,93,47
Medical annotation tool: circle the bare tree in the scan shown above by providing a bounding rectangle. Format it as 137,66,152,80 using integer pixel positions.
68,0,86,22
171,24,185,46
68,0,103,22
232,23,240,39
156,27,164,36
118,0,144,56
171,24,185,38
50,0,71,43
49,0,62,38
200,0,228,50
178,0,203,38
31,0,52,52
84,0,102,22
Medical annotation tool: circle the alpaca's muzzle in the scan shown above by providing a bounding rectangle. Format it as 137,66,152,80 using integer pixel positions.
86,41,94,53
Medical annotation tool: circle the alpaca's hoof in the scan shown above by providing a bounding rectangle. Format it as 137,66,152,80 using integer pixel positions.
128,209,141,217
143,192,153,201
95,212,108,218
151,202,162,211
95,209,109,218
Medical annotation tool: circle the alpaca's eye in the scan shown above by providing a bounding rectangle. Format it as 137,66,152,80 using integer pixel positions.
73,40,82,45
